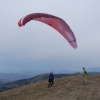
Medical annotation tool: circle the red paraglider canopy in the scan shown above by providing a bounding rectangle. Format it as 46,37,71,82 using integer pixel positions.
18,13,77,49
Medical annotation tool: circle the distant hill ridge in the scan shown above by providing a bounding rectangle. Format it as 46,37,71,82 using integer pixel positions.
0,72,81,92
0,72,100,92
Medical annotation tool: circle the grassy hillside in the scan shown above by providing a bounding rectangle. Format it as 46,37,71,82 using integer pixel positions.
0,74,100,100
0,73,74,92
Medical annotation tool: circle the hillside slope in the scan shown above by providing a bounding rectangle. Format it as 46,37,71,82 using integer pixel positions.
0,73,76,92
0,74,100,100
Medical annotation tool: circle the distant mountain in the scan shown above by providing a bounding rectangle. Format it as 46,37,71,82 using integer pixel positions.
53,70,76,74
0,70,75,84
0,72,28,83
0,82,3,85
0,68,99,84
88,72,100,75
0,72,81,92
19,69,76,77
87,67,100,72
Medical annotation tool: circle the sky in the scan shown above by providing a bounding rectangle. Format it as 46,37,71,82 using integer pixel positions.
0,0,100,73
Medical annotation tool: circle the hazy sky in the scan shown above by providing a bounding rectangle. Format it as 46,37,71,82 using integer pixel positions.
0,0,100,73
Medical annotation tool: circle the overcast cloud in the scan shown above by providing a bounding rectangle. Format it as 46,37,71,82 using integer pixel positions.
0,0,100,73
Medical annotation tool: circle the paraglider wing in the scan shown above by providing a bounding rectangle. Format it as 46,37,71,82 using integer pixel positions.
18,13,77,49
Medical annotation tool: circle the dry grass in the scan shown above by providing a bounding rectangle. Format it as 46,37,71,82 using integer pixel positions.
0,74,100,100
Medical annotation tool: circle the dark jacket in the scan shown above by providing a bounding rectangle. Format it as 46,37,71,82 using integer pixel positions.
48,73,54,81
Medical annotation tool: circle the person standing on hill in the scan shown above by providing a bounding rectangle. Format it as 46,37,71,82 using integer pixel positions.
82,67,88,84
48,72,54,87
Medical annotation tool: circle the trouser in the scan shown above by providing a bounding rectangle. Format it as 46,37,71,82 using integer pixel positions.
84,76,87,84
48,80,54,87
